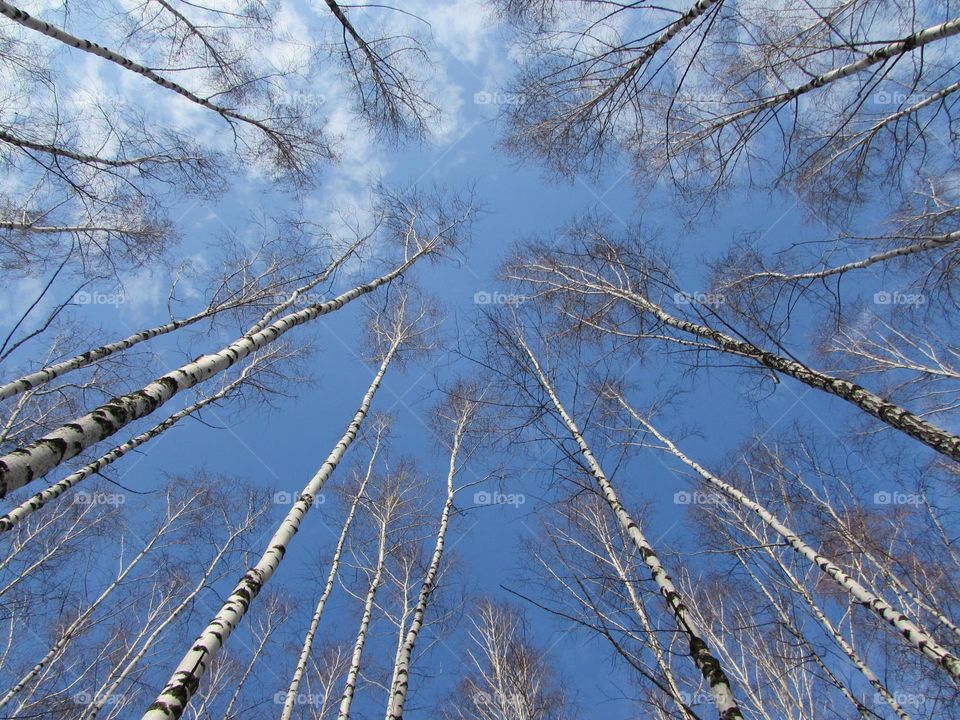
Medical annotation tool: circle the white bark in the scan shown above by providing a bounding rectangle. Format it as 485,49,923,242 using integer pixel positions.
142,335,400,719
687,17,960,140
0,365,252,533
338,509,389,720
516,332,743,719
0,1,298,148
725,230,960,287
79,512,257,720
384,411,467,720
595,510,691,718
0,236,357,402
0,493,201,709
0,249,425,496
279,429,382,720
621,400,960,678
519,256,960,460
222,604,280,719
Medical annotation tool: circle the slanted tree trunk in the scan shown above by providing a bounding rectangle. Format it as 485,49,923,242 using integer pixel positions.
142,327,403,720
614,394,960,677
78,503,263,720
0,490,204,710
338,504,390,720
0,354,269,532
279,423,384,720
685,17,960,143
0,248,427,496
0,0,315,162
516,332,743,719
0,235,359,402
509,247,960,460
384,395,473,719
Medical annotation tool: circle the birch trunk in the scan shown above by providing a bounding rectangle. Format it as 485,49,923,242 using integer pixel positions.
612,284,960,461
688,17,960,139
384,410,467,720
79,513,256,720
761,548,911,719
593,510,692,718
737,558,872,718
142,335,400,720
0,248,425,496
511,256,960,459
0,236,357,402
279,428,382,720
338,510,389,720
574,0,720,114
0,128,190,167
516,332,743,719
0,493,201,709
726,230,960,287
0,362,255,533
810,487,960,643
0,1,298,148
620,399,960,677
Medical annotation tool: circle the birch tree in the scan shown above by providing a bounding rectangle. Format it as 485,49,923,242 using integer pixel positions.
0,218,356,470
0,479,214,714
500,1,960,210
336,465,413,720
0,190,473,496
0,0,331,177
0,225,358,402
0,343,300,533
444,600,571,720
279,414,389,720
320,0,435,139
502,325,744,719
384,386,480,720
603,386,960,678
505,228,960,462
143,291,436,719
76,484,269,720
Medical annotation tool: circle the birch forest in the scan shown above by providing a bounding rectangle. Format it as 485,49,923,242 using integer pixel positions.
1,0,959,718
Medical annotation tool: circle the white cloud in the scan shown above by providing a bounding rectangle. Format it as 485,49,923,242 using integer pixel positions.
415,0,496,67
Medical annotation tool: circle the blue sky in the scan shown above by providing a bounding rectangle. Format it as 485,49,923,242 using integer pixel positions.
1,1,953,717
